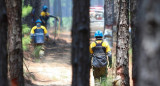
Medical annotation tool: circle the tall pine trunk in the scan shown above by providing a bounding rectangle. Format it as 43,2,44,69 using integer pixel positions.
0,0,8,85
5,0,24,85
130,0,138,86
98,0,104,6
23,0,33,27
114,0,119,25
104,0,114,47
54,0,62,26
41,0,49,7
116,0,129,85
66,0,72,17
71,0,90,86
31,0,41,23
137,0,160,86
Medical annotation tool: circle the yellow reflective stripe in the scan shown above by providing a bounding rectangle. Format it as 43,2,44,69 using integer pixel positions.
41,26,48,34
89,42,96,54
31,26,48,34
102,41,111,53
41,12,50,16
90,40,111,54
41,12,45,16
30,26,37,34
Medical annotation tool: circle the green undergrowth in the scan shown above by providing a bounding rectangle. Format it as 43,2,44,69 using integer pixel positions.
22,24,31,51
22,24,30,34
22,36,31,51
22,5,32,51
22,5,32,18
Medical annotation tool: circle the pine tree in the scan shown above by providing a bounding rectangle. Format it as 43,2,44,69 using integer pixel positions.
71,0,90,86
5,0,24,85
0,0,8,85
116,0,130,85
137,0,160,86
131,0,138,85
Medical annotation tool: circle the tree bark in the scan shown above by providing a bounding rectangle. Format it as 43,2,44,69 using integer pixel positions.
58,0,62,26
71,0,90,86
98,0,104,6
53,0,57,16
116,0,129,86
130,0,138,86
114,0,119,25
104,0,114,26
30,0,41,23
5,0,24,86
24,0,30,6
137,0,160,86
65,0,72,17
23,0,33,27
0,0,8,86
104,0,114,47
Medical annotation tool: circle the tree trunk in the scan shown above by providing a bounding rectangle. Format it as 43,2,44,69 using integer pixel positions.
104,0,114,47
23,0,33,27
114,0,119,25
31,0,41,23
116,0,129,86
130,0,138,86
5,0,24,86
104,0,114,27
69,0,72,17
98,0,104,6
0,0,8,86
50,0,54,15
24,0,30,6
54,0,62,26
65,0,72,17
41,0,50,9
53,0,57,16
71,0,90,86
137,0,160,86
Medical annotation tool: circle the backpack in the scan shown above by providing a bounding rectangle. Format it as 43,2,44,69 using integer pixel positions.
92,41,107,68
34,28,45,44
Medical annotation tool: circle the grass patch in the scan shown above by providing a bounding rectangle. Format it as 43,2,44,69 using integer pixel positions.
22,5,32,18
22,24,31,34
22,36,31,51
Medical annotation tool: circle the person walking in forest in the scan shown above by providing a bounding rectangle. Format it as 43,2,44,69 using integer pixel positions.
40,5,58,27
90,30,112,86
30,19,49,58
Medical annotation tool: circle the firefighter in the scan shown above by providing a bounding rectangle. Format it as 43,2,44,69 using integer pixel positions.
40,5,58,27
30,19,49,58
90,30,112,86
